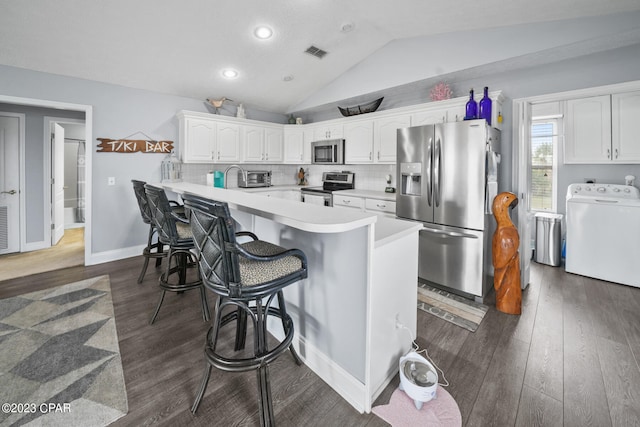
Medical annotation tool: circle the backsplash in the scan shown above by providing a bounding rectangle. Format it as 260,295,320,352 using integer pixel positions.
182,163,397,191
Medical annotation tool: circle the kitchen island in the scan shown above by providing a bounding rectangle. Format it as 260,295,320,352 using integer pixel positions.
158,182,421,413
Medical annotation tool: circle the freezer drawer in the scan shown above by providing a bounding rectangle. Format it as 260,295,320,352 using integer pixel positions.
418,224,484,297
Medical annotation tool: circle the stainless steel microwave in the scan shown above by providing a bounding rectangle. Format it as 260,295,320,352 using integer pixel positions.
311,139,345,165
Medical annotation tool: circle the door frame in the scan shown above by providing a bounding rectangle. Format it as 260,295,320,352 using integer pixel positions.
0,112,25,253
44,116,85,247
0,94,93,263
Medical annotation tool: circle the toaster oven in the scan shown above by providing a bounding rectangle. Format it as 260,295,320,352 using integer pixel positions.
238,170,272,188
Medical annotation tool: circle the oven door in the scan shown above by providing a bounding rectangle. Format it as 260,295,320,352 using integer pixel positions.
301,192,331,207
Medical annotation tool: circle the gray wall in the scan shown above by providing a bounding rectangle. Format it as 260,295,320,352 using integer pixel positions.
0,103,84,242
0,65,286,256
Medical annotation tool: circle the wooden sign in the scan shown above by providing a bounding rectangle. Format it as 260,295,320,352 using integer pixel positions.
97,138,173,153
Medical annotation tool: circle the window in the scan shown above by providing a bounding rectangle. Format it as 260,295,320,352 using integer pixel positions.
530,117,560,211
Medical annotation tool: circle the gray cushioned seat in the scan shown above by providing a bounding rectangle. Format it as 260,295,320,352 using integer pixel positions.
239,240,304,286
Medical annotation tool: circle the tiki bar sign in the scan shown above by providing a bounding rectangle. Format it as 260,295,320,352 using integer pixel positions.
97,138,174,153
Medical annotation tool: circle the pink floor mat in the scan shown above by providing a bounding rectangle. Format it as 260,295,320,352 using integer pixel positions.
372,386,462,427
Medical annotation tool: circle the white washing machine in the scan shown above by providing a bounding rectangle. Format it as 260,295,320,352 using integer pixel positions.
565,183,640,288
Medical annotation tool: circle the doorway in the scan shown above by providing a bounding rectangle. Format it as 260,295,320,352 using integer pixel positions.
0,95,93,277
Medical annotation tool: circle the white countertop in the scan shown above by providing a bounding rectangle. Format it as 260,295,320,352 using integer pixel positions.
159,182,375,233
333,189,397,201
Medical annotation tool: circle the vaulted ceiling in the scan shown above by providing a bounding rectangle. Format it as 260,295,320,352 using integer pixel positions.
2,0,640,114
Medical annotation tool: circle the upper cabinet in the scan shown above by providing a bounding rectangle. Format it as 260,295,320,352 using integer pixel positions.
243,124,283,163
176,91,503,165
375,114,411,163
179,114,241,163
612,91,640,163
344,120,375,163
564,95,612,163
565,91,640,164
313,124,343,141
283,126,311,164
180,117,217,163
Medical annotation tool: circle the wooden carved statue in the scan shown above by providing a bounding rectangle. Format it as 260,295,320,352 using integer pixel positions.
492,192,522,315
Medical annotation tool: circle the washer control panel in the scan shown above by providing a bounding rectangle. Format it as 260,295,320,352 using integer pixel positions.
567,183,640,200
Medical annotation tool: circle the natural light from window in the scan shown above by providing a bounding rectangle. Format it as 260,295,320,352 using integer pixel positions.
530,118,559,211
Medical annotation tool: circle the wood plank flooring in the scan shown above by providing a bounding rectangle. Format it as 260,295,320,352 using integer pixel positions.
1,258,639,426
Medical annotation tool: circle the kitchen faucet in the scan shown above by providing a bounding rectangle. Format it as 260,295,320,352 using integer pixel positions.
223,164,247,189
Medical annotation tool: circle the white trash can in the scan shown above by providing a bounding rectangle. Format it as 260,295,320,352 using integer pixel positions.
535,213,563,266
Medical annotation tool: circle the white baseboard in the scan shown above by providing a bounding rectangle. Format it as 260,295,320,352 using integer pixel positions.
86,244,145,266
293,335,368,414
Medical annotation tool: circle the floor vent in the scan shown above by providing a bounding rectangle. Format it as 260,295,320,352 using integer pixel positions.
305,45,328,59
0,206,7,250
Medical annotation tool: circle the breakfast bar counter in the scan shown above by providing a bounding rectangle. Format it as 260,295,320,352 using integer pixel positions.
159,182,421,413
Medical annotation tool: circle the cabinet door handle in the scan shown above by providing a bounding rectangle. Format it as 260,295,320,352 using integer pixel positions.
615,148,619,159
211,151,214,160
343,199,350,204
369,152,372,160
607,148,611,159
377,151,380,160
217,151,220,160
377,203,386,208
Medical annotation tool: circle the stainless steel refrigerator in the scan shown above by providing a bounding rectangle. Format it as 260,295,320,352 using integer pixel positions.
396,120,500,301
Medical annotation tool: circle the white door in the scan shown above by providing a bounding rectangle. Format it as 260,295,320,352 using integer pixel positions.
0,115,20,254
52,123,65,245
514,101,532,289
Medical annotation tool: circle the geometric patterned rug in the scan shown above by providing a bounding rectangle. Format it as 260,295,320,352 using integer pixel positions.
417,282,489,332
0,276,128,426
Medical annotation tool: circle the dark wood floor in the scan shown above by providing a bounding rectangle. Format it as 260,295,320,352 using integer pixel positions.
1,257,639,426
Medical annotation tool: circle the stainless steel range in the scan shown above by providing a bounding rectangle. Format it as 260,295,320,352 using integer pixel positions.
300,171,355,207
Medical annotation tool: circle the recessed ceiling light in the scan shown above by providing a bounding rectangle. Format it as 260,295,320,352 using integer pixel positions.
254,26,273,40
283,75,294,82
221,69,238,79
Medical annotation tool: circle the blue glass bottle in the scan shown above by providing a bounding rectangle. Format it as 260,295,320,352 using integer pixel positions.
465,89,477,120
479,86,492,125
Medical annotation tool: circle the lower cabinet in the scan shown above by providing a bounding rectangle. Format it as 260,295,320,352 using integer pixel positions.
333,193,396,217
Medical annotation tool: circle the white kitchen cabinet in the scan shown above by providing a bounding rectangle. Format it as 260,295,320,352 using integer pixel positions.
283,126,309,163
181,117,217,163
264,127,284,162
333,194,365,210
411,109,447,126
365,198,396,216
612,91,640,162
243,125,265,162
242,125,283,163
344,120,374,163
313,124,343,141
374,114,411,163
333,191,396,217
216,122,241,162
564,95,612,163
179,115,240,163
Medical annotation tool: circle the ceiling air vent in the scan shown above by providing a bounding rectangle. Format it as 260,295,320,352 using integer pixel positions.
305,45,328,59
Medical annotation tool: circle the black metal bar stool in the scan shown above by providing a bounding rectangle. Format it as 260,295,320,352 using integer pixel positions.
132,180,165,283
183,194,307,426
144,184,210,324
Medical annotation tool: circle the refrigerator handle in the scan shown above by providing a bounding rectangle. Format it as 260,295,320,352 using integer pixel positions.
426,137,433,206
420,227,479,239
434,137,441,207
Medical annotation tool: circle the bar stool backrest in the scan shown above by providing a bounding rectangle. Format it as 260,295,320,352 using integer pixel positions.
144,184,182,245
183,195,241,295
132,180,152,225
